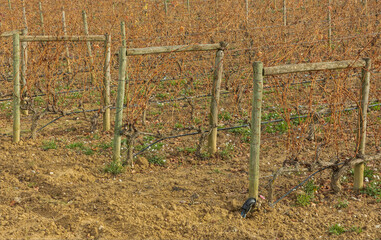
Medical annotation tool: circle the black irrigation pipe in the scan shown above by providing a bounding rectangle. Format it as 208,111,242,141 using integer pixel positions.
132,103,381,157
270,162,345,206
0,74,327,103
33,108,100,137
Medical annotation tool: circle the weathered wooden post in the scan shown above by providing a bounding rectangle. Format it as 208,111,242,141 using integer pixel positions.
39,2,45,35
82,10,95,83
249,61,263,199
103,34,111,131
120,21,130,119
20,28,28,115
328,0,332,49
121,21,126,47
8,0,12,10
22,0,28,28
13,33,21,143
354,58,371,190
62,8,71,73
164,0,168,15
186,0,190,12
208,42,226,155
113,47,127,162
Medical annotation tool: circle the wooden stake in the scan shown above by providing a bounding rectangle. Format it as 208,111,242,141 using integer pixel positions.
113,47,127,162
62,8,71,73
121,21,126,47
208,48,224,155
103,34,111,131
249,61,263,199
8,0,12,10
186,0,190,12
82,10,95,83
22,1,28,29
21,28,28,116
354,58,371,190
39,2,45,35
13,33,21,143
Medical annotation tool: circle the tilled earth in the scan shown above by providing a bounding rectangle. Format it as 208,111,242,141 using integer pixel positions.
0,121,380,240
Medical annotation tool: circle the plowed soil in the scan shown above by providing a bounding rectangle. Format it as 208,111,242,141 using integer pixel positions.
0,115,380,239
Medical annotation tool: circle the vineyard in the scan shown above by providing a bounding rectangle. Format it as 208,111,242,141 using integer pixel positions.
0,0,380,239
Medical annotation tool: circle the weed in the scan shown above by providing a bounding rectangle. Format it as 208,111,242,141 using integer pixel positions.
148,155,166,166
104,161,124,175
296,193,312,206
304,180,319,195
66,142,84,149
218,111,232,121
193,117,202,124
329,224,346,235
174,123,184,129
156,92,168,99
361,181,381,200
34,96,45,105
41,140,57,150
349,226,363,234
97,141,112,150
66,141,94,155
369,103,380,111
83,148,95,155
67,92,82,99
296,180,319,206
364,165,377,181
185,147,197,154
229,127,251,143
335,200,349,209
220,143,234,160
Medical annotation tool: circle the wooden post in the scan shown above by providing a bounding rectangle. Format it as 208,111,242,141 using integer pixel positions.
39,2,45,35
120,21,130,114
82,10,95,83
8,0,12,10
274,0,277,10
113,47,127,162
354,58,371,190
208,47,224,155
62,8,71,73
21,28,28,116
13,33,21,143
328,0,332,49
186,0,190,12
103,34,111,131
283,0,287,26
249,61,263,199
121,21,126,47
22,1,28,29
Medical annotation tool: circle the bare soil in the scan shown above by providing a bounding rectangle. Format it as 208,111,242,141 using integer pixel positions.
0,114,380,240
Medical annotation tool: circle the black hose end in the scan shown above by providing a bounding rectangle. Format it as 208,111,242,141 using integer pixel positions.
240,198,256,218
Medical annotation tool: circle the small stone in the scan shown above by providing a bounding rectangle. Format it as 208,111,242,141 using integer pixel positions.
14,197,21,204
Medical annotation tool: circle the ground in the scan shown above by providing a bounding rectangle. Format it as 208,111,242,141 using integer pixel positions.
0,115,380,239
